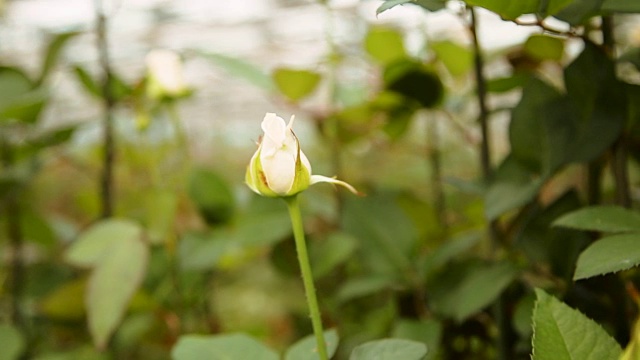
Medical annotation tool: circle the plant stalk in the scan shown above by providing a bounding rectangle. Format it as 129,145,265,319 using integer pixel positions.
285,195,328,360
469,7,511,360
95,0,116,218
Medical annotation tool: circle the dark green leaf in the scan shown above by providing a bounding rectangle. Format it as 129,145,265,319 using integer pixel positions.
349,338,427,360
554,0,604,26
72,65,102,98
421,231,482,279
384,60,443,108
602,0,640,12
532,289,622,360
272,68,321,102
574,233,640,280
37,31,79,85
487,72,530,93
554,206,640,233
431,261,518,321
311,232,359,279
172,333,279,360
188,167,235,226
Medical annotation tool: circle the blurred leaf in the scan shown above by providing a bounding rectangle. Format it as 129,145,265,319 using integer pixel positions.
509,76,563,172
602,0,640,12
563,42,626,163
342,194,416,277
0,323,25,360
21,126,76,158
513,294,536,338
365,27,406,65
0,88,49,124
485,156,545,220
87,233,149,349
432,261,519,321
336,276,396,303
421,231,482,279
21,209,56,247
66,219,143,268
619,48,640,71
234,198,291,247
37,31,79,85
621,318,640,360
284,329,339,360
33,346,112,360
333,102,378,143
272,68,321,102
531,288,622,360
554,0,604,26
144,189,177,244
523,35,564,61
573,233,640,280
188,167,235,226
465,0,573,19
178,230,232,271
554,206,640,233
0,67,33,107
72,65,101,98
40,278,86,320
172,333,279,360
377,0,446,15
431,40,473,77
515,191,589,280
392,319,442,360
384,60,443,108
487,72,529,93
349,338,427,360
311,232,359,279
200,52,274,91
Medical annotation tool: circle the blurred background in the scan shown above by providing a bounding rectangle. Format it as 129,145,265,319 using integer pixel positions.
2,0,640,359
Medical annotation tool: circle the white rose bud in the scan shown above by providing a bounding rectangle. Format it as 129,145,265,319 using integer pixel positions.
246,113,360,198
145,49,189,99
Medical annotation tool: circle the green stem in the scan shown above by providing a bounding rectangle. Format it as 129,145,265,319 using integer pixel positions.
285,195,328,360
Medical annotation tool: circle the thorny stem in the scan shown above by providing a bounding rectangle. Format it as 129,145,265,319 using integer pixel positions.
285,195,328,360
95,0,116,218
469,7,512,360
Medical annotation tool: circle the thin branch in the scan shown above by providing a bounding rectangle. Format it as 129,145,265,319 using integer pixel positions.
513,18,580,37
95,0,116,218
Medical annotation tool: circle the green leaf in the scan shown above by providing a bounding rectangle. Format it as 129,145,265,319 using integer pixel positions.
172,333,279,360
311,232,358,279
178,230,232,271
377,0,446,15
554,206,640,233
143,189,178,244
65,219,143,268
0,323,25,360
524,35,564,61
188,167,235,226
336,276,397,303
392,319,442,360
602,0,640,12
37,31,79,85
349,339,427,360
485,156,545,220
40,278,87,320
465,0,574,19
384,60,443,108
431,41,473,77
87,233,149,349
554,0,604,27
531,289,622,360
200,52,274,91
285,329,339,360
431,261,519,321
487,72,530,93
573,233,640,280
421,231,482,279
272,68,321,102
365,27,407,65
72,65,101,98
